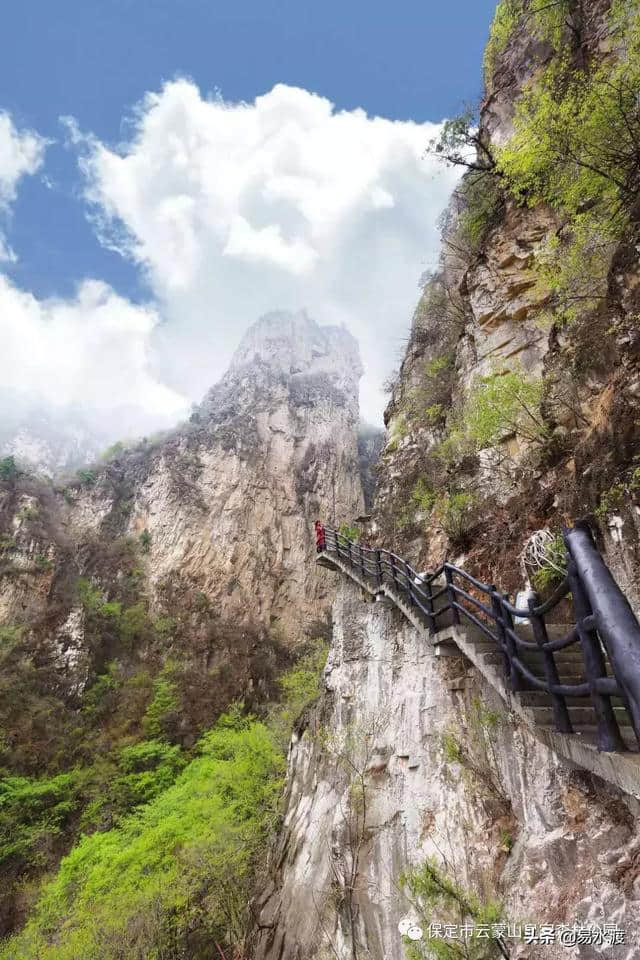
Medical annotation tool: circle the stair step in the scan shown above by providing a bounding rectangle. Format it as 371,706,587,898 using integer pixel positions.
528,705,630,726
540,723,640,750
515,623,575,640
520,649,585,661
464,634,587,662
519,691,626,707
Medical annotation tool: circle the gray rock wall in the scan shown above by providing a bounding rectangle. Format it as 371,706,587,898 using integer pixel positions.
254,579,640,960
0,310,365,696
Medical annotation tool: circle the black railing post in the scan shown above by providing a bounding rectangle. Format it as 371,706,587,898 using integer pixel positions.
528,596,573,734
376,550,383,591
360,544,366,580
425,577,436,635
346,538,353,570
567,557,625,752
405,560,414,607
565,523,640,748
444,565,460,625
491,586,511,685
390,556,400,594
500,593,522,692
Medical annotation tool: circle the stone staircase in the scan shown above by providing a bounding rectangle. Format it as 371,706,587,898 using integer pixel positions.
317,545,640,798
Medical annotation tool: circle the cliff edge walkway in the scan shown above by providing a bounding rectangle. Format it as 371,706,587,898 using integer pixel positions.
316,522,640,797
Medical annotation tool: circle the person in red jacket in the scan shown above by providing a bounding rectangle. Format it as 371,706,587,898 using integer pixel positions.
314,520,326,553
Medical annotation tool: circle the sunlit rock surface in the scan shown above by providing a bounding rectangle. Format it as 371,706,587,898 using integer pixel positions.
0,310,365,694
254,580,640,960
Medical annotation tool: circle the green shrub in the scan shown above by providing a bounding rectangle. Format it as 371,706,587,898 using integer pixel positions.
389,413,409,446
425,355,451,378
0,457,17,482
462,367,545,452
142,671,180,740
79,741,187,830
0,625,24,652
82,663,121,721
595,468,640,518
435,491,477,542
455,171,504,257
153,615,177,639
0,711,285,960
100,442,125,462
411,478,436,514
76,578,104,613
100,601,122,619
530,532,567,594
139,528,151,553
269,641,328,749
484,0,523,85
0,772,80,871
338,523,360,543
120,602,152,647
497,2,640,324
76,469,96,486
401,857,505,960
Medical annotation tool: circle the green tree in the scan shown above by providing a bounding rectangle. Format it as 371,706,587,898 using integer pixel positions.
0,456,17,482
142,671,180,740
0,711,285,960
401,857,507,959
497,1,640,322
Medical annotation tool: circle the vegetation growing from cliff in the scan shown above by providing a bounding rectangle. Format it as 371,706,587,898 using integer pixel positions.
268,638,327,750
496,0,640,323
402,857,507,959
0,710,285,960
0,458,17,483
441,699,511,819
484,0,523,84
0,640,328,958
0,545,291,942
458,369,545,451
429,367,545,488
484,0,588,87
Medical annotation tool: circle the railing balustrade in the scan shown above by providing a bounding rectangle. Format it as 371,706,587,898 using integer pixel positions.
319,522,640,753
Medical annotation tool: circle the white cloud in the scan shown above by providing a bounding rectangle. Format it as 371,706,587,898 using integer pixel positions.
0,112,46,207
75,81,462,423
0,112,47,262
0,110,187,447
0,275,188,431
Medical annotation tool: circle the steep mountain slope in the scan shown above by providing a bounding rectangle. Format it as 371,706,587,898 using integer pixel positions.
0,309,364,939
376,0,640,609
1,309,363,696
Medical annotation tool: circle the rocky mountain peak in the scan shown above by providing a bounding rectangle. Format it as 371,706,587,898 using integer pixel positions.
233,308,359,373
227,309,361,400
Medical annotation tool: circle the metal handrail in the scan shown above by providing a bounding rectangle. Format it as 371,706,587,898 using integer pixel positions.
318,522,640,753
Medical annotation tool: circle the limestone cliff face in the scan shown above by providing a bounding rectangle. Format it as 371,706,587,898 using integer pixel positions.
0,310,364,702
375,0,640,606
254,581,640,960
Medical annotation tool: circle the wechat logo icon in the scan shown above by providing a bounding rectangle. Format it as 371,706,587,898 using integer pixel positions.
398,917,423,941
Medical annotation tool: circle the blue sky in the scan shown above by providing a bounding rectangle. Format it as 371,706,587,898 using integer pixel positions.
1,0,497,435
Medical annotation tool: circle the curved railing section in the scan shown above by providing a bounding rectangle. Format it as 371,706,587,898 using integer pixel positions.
318,521,640,754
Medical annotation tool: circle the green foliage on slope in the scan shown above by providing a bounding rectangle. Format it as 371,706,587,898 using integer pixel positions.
0,642,326,958
401,857,505,959
436,366,545,468
268,639,327,750
1,710,285,960
497,0,640,323
484,0,523,84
